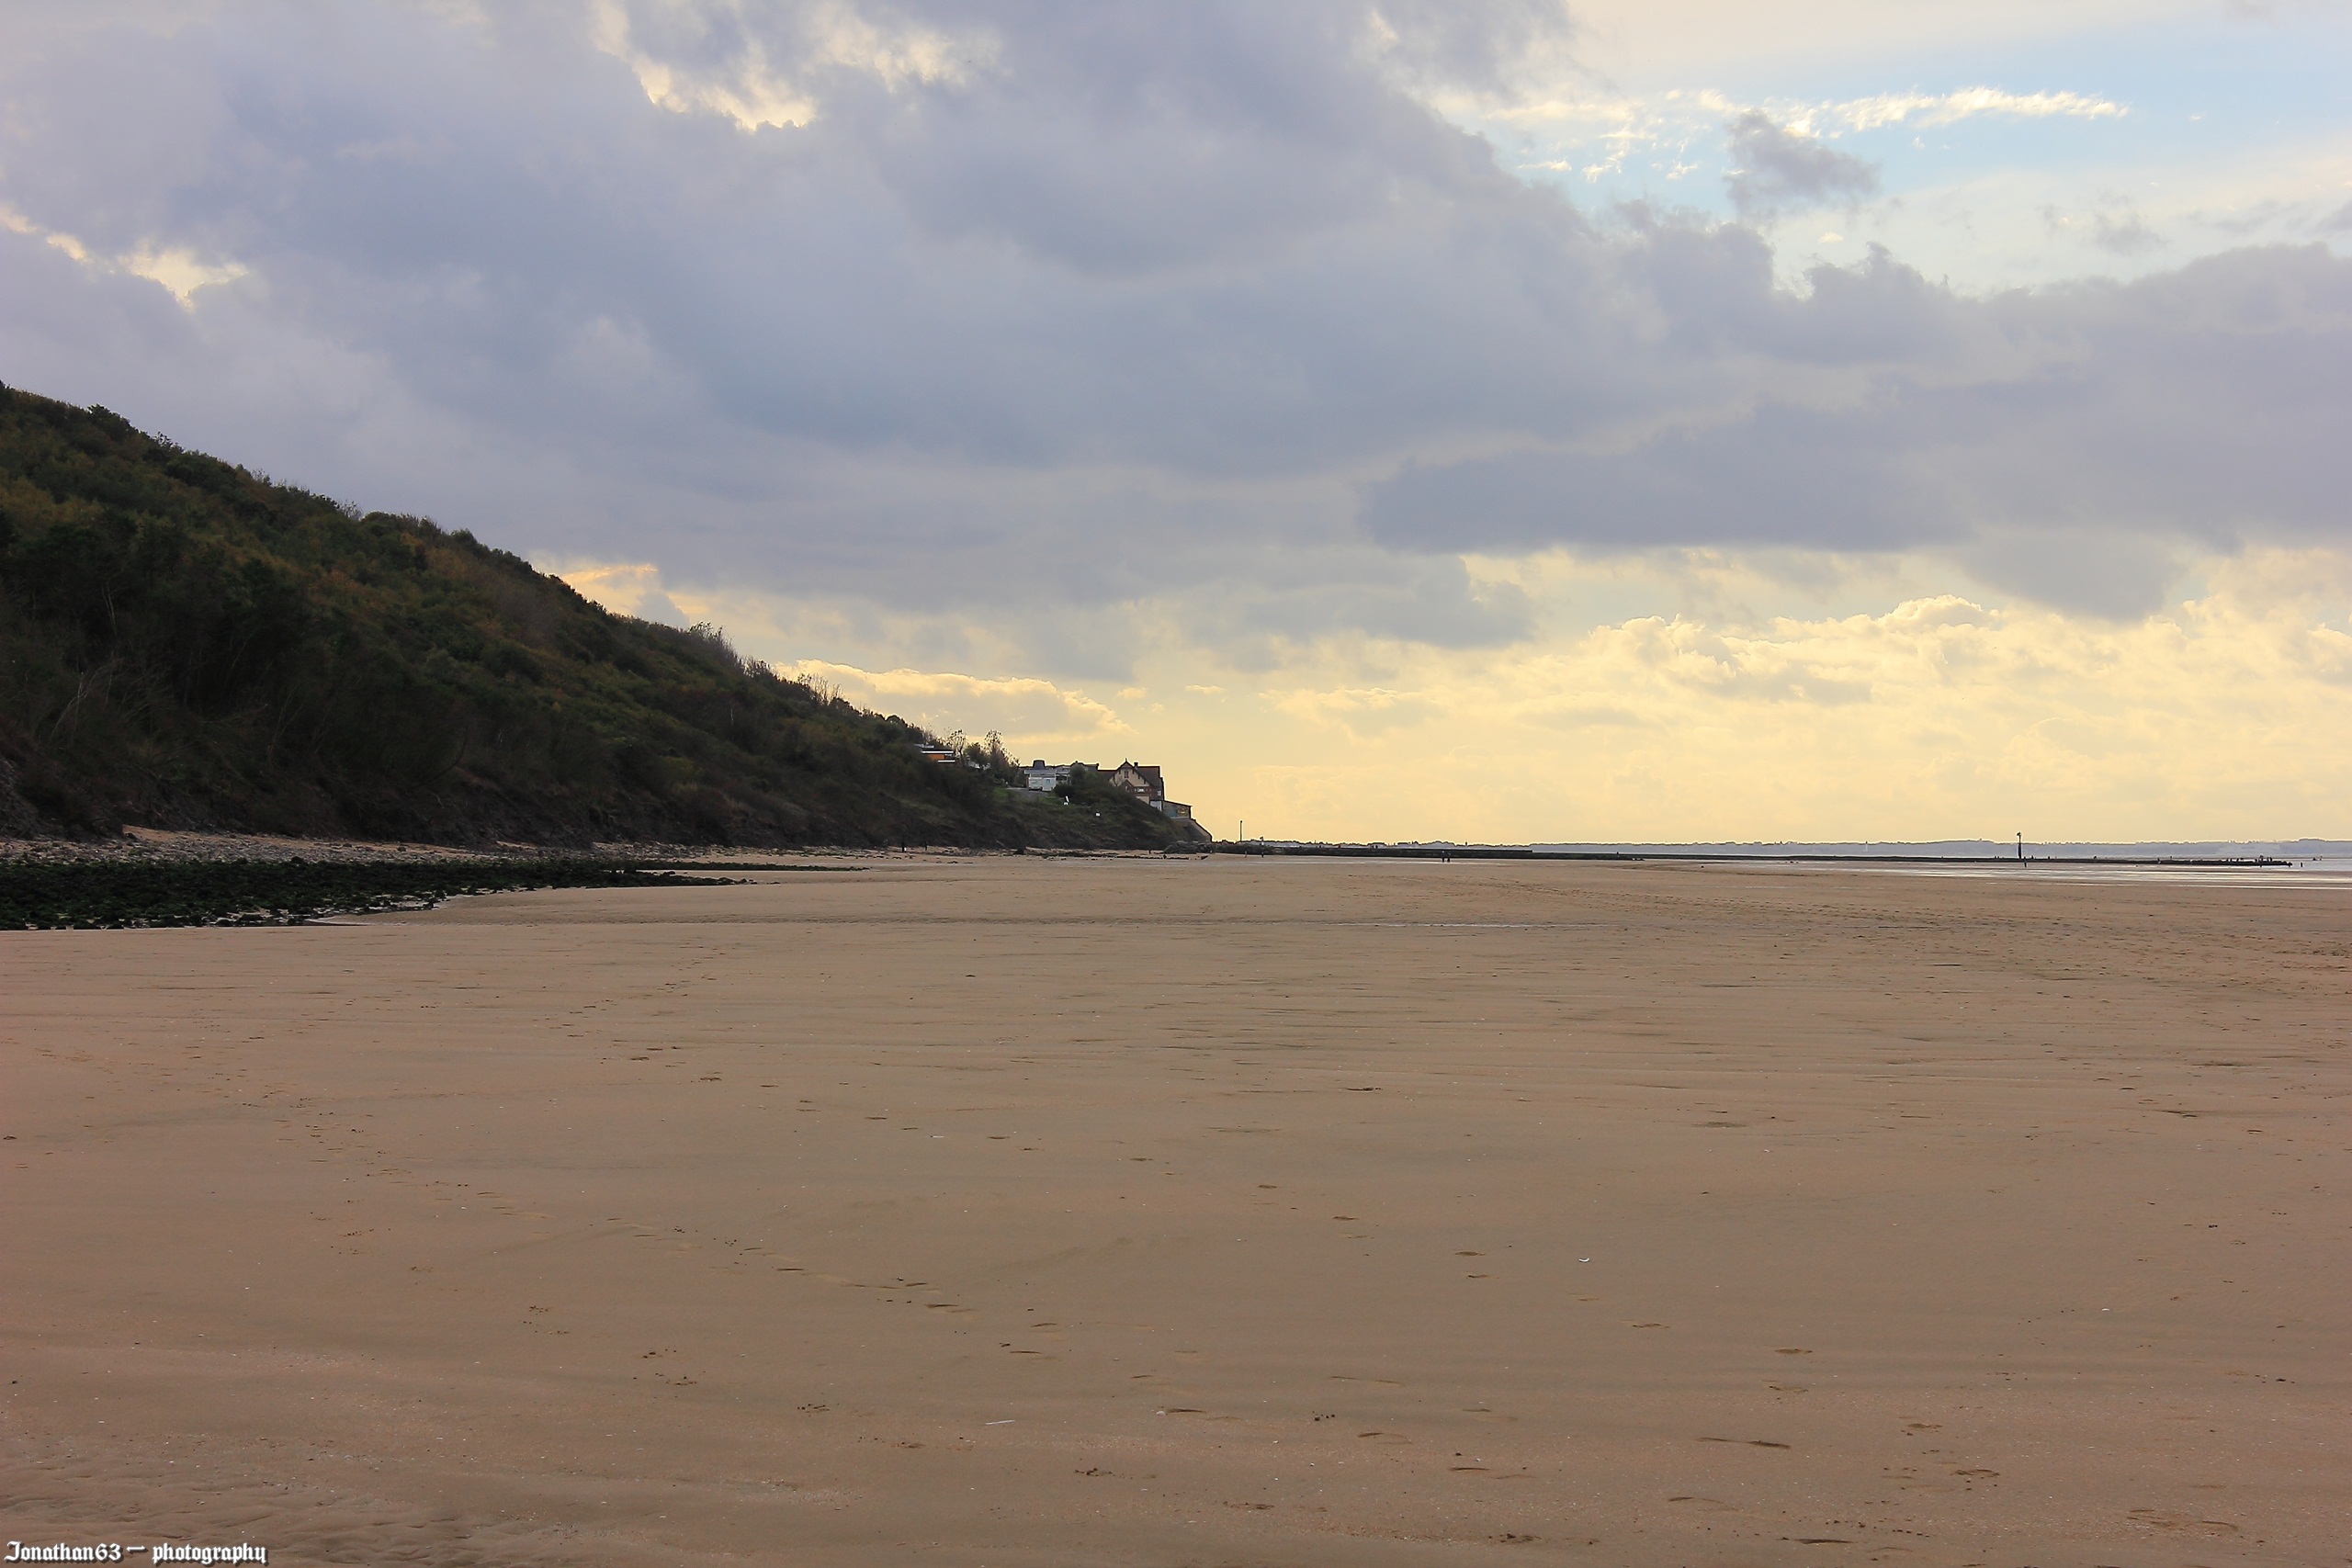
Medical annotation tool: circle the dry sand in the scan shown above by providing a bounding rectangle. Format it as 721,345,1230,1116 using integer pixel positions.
3,856,2346,1565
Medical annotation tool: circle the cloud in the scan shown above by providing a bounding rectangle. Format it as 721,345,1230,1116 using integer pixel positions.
1451,80,2123,199
591,0,991,131
1824,87,2126,134
0,203,246,308
792,660,1133,746
2089,211,2165,255
1363,0,1579,96
0,0,2343,653
1270,683,1441,736
1362,243,2352,613
1132,548,2352,842
558,560,692,626
1723,110,1881,220
2043,201,2167,257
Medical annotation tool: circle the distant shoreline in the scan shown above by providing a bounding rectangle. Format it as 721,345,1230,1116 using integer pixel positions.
8,827,2344,874
1206,840,2352,870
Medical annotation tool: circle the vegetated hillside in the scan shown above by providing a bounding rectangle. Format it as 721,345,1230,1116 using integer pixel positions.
0,385,1191,850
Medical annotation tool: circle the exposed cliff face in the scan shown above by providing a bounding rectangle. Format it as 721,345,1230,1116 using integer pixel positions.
0,385,1185,850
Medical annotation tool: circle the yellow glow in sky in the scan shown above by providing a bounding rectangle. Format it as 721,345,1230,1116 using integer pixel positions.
562,546,2352,844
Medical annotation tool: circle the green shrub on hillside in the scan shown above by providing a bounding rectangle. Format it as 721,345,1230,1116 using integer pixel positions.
0,386,1182,850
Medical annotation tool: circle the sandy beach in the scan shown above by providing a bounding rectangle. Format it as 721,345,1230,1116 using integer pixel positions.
4,855,2345,1565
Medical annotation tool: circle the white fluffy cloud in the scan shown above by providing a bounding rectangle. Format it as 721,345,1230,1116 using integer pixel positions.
593,0,990,131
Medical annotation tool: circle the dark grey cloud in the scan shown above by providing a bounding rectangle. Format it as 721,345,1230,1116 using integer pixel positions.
1365,0,1577,94
0,0,2343,657
1363,244,2352,614
1723,110,1880,221
17,1,1663,474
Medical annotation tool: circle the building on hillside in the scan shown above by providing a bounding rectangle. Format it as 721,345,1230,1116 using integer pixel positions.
1025,760,1090,792
1111,761,1163,803
1027,758,1198,825
1112,761,1195,822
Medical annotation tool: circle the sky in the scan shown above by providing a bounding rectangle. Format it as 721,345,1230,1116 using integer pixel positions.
3,0,2349,843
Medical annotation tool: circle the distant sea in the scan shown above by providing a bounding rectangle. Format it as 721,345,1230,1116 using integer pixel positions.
1241,839,2352,870
1525,839,2352,863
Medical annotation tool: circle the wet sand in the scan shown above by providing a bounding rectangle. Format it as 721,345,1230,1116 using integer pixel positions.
4,856,2346,1564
